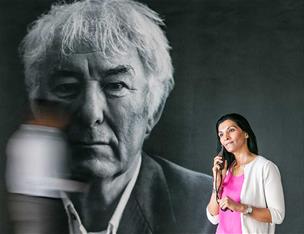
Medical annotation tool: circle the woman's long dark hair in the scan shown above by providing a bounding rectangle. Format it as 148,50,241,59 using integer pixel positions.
216,113,258,169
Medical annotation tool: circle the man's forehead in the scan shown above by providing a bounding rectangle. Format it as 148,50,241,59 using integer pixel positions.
45,49,136,71
41,44,147,80
51,31,134,54
49,38,138,60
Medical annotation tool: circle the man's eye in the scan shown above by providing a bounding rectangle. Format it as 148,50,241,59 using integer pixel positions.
104,82,126,91
103,82,129,97
51,83,80,99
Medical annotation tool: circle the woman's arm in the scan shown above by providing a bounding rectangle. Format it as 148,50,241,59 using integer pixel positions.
219,161,285,224
219,198,273,222
245,162,285,224
245,207,272,222
207,189,220,216
207,156,227,218
263,161,285,224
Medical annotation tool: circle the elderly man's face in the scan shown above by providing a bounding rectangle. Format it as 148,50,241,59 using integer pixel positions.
31,47,152,180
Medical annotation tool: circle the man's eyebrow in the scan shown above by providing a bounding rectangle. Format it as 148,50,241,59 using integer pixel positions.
104,65,134,77
51,70,80,78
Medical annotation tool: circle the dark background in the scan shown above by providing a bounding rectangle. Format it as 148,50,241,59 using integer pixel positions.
1,0,303,233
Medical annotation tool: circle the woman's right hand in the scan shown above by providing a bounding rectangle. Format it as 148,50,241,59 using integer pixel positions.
207,155,228,216
212,155,227,190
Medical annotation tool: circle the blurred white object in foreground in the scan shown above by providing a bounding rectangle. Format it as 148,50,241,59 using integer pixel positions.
6,124,86,198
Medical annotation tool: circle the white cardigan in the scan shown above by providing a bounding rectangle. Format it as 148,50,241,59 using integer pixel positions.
206,156,285,234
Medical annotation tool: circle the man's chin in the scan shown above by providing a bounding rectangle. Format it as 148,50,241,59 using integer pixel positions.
70,159,119,182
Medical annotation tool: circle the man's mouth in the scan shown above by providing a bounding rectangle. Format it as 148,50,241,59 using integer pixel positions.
71,141,110,147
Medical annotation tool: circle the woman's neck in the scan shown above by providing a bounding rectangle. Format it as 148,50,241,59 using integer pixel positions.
233,150,256,166
231,150,256,176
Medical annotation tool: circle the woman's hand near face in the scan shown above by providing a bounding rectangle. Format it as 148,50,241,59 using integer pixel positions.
212,155,227,190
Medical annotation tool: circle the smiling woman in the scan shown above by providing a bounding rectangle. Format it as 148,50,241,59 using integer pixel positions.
206,113,285,234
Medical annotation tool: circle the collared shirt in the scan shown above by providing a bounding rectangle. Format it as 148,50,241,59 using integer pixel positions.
62,156,142,234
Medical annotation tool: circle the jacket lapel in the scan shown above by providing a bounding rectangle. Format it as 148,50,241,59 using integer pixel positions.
117,194,152,234
117,154,176,234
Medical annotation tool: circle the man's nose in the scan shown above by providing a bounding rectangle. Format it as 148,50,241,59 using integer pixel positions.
78,82,106,127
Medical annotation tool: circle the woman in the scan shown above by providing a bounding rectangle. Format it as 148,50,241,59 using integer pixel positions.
206,113,285,234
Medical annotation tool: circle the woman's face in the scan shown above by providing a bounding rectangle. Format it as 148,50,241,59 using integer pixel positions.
218,119,248,154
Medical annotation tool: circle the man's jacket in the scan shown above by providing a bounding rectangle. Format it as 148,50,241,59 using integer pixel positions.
117,153,215,234
54,153,215,234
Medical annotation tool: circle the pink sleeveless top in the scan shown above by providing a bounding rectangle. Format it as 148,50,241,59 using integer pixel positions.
216,169,244,234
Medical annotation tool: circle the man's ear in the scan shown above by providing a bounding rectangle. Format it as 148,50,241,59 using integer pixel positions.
145,97,166,137
145,74,174,138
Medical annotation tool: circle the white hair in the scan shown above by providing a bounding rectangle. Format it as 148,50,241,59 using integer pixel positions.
21,0,174,121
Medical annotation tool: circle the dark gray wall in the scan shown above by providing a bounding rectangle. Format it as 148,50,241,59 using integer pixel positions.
1,0,303,233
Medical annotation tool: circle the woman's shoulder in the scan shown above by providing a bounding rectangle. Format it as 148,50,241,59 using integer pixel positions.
254,155,268,164
255,155,276,164
252,155,280,172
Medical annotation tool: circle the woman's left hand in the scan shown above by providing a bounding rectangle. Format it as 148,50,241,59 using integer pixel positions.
218,196,242,212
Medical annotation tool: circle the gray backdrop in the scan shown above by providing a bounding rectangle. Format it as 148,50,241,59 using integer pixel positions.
1,0,303,233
